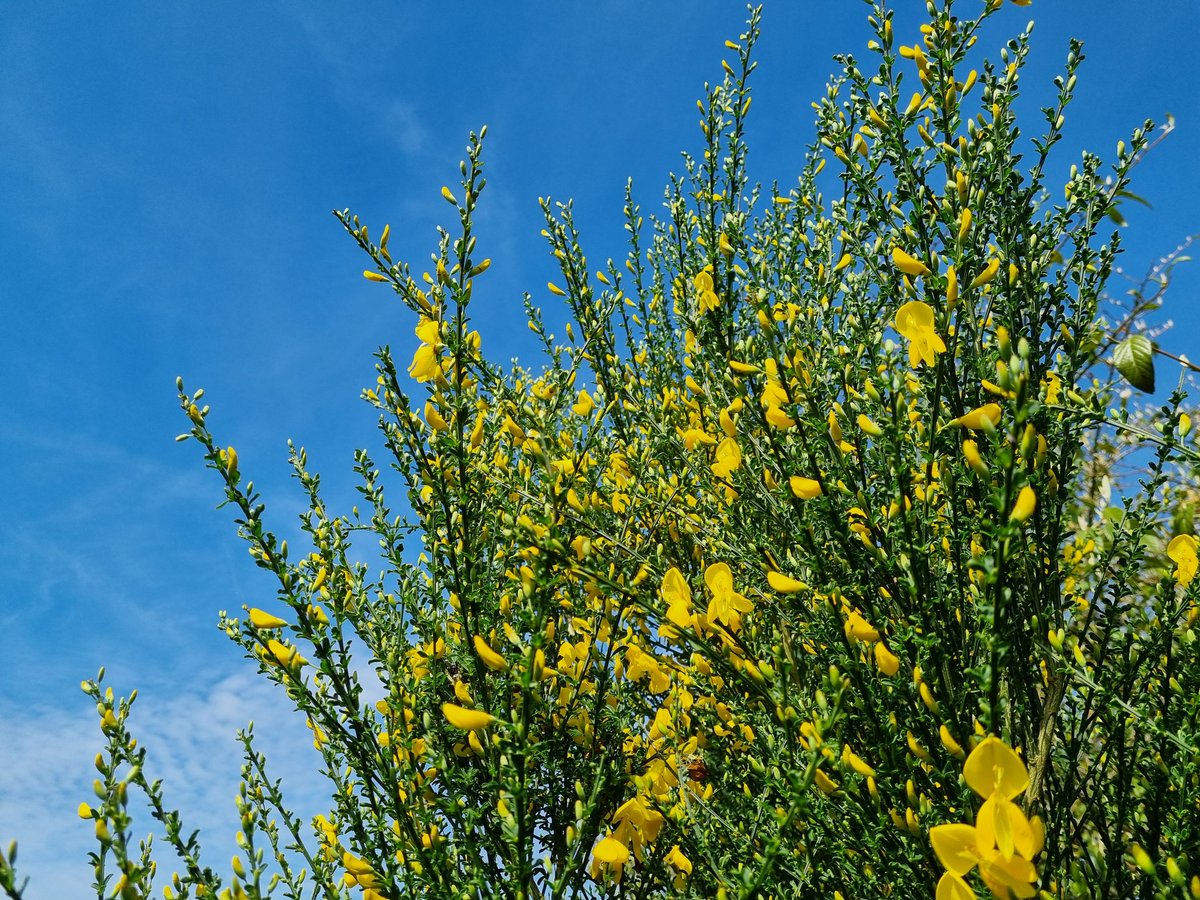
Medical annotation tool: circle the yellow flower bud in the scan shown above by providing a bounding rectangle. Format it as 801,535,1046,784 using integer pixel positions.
892,247,931,278
1010,486,1037,524
789,476,823,500
767,570,807,593
248,608,288,630
970,258,1001,289
442,703,496,731
874,642,901,676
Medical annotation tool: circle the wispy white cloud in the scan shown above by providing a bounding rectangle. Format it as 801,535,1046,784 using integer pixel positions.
0,669,329,900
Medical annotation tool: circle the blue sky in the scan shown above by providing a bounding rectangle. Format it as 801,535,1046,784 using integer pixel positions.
2,2,1197,895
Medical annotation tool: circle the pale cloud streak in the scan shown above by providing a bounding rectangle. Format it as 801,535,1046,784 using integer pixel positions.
0,668,329,900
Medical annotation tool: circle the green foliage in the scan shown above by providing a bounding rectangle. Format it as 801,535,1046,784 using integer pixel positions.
4,2,1199,898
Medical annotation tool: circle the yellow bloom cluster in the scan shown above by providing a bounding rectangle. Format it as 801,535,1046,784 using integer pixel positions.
930,737,1043,899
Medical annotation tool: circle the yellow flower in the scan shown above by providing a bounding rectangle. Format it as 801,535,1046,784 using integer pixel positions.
950,403,1002,431
677,426,716,450
248,608,288,630
1009,486,1037,524
662,566,700,628
857,413,884,437
473,635,508,672
571,390,596,417
766,570,807,593
705,562,752,629
694,267,720,312
814,768,840,795
711,437,742,478
842,745,876,777
789,476,823,500
874,641,901,676
408,345,438,382
844,609,880,642
1168,534,1198,586
590,835,629,882
765,406,796,429
664,845,692,889
970,258,1001,289
931,820,1041,899
441,703,496,731
892,247,931,277
895,300,947,367
962,439,988,475
267,639,308,671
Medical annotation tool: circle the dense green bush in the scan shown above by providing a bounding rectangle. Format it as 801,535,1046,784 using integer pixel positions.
5,1,1197,898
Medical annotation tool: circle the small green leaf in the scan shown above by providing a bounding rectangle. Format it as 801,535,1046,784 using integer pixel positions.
1113,334,1155,392
1115,188,1152,209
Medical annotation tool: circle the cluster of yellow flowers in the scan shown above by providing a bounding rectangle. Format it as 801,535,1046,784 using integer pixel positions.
931,738,1042,899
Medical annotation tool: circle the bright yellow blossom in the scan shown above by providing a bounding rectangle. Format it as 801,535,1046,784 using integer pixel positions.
789,476,823,499
1168,534,1198,586
895,300,947,367
441,703,496,731
705,562,752,630
950,403,1002,431
248,608,288,630
892,247,931,277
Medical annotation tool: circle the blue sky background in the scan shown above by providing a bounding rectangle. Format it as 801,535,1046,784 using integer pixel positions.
1,2,1197,895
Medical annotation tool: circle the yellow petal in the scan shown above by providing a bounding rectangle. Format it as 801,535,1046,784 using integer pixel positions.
789,476,823,500
977,794,1018,858
962,439,988,474
970,258,1001,289
766,570,807,593
814,768,839,795
874,641,901,676
950,403,1002,431
473,635,508,672
963,736,1029,800
977,849,1037,898
661,567,693,608
930,823,981,877
936,872,977,900
842,745,875,777
896,300,935,335
766,406,796,429
248,608,288,630
1009,486,1037,523
592,835,629,865
844,609,880,642
857,414,884,437
704,562,734,598
893,247,932,277
729,359,761,374
571,390,596,417
441,703,496,731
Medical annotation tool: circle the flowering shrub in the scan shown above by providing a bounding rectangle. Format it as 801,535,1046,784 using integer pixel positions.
4,1,1198,898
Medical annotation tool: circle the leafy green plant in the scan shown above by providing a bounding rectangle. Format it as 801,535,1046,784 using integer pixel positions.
5,1,1198,898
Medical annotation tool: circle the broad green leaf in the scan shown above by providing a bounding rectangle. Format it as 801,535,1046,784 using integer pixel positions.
1113,333,1155,393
